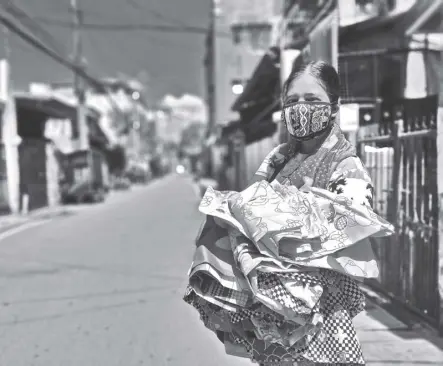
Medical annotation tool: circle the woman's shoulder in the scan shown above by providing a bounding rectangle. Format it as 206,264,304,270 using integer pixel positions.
335,156,364,171
254,144,287,179
331,156,372,183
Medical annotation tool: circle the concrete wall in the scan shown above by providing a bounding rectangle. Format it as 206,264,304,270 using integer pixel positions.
46,142,60,207
1,60,20,213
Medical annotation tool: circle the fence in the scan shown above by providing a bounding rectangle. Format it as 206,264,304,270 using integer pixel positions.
356,96,440,330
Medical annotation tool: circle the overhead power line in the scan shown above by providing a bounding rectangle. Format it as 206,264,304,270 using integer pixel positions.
125,0,190,28
0,8,124,116
0,1,65,55
31,15,231,38
0,11,96,86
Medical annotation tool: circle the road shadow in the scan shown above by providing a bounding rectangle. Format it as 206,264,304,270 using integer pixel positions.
360,287,443,351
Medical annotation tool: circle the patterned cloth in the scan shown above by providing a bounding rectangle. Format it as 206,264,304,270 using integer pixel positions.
282,101,332,139
184,126,394,365
255,123,357,190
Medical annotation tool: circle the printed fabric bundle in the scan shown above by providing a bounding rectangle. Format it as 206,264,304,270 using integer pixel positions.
183,180,394,365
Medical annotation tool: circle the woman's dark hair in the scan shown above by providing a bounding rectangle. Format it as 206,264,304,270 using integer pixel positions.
282,60,340,104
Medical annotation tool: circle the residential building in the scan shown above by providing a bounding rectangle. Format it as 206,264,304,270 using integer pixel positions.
338,0,443,332
14,86,109,209
339,0,442,135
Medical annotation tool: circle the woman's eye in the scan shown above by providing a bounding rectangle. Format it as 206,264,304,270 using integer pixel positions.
285,97,298,104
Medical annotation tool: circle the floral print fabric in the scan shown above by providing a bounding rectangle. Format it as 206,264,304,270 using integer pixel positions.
184,126,394,365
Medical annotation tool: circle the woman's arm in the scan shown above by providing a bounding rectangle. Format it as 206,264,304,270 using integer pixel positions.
327,156,374,209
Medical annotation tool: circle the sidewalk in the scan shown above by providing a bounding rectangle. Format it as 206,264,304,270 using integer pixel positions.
0,180,169,234
356,287,443,365
0,204,85,234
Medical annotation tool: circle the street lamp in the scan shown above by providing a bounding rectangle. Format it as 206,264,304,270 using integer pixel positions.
231,79,244,95
232,83,244,95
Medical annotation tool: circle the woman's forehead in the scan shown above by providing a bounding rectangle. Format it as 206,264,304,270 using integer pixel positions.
286,72,328,99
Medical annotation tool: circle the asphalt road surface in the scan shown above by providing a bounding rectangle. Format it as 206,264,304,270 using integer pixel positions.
0,175,252,366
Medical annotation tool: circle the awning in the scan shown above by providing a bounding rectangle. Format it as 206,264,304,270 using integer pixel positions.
231,47,280,112
220,120,242,140
15,93,109,149
15,92,99,121
15,94,78,120
220,116,278,146
88,118,110,149
227,99,280,145
340,0,440,51
243,99,279,145
229,46,281,146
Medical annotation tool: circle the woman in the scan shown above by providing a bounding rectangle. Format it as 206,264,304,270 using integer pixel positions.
184,61,393,365
254,61,367,194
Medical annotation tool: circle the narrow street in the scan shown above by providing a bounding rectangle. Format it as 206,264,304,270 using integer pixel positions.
0,174,442,366
0,175,251,366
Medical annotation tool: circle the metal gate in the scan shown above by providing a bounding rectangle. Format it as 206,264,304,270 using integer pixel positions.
356,95,440,328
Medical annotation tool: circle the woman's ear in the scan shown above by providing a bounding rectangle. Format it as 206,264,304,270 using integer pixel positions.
330,103,339,119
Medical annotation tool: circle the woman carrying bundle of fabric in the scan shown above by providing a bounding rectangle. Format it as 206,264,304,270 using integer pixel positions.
183,61,394,366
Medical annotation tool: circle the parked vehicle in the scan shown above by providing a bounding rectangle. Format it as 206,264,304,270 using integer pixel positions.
125,164,152,184
61,179,107,204
111,176,131,191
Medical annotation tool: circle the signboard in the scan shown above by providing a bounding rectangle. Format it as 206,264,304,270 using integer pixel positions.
45,118,73,140
339,103,359,132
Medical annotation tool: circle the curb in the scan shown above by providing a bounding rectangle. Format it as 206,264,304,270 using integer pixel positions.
0,207,73,235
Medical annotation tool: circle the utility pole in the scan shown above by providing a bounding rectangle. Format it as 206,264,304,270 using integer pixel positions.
70,0,88,153
204,0,216,178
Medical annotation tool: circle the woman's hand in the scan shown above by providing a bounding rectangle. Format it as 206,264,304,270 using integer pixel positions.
300,176,313,192
248,174,267,186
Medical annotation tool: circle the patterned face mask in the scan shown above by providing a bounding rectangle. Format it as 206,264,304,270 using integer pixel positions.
281,101,333,140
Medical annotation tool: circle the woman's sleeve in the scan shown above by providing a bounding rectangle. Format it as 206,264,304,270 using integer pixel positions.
327,156,375,209
254,144,285,180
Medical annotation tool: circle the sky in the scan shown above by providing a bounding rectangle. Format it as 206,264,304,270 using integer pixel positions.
0,0,213,102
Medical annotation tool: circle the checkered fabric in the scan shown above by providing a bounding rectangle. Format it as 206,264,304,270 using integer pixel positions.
206,281,249,307
257,273,319,315
258,273,307,314
184,268,367,365
299,275,365,365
